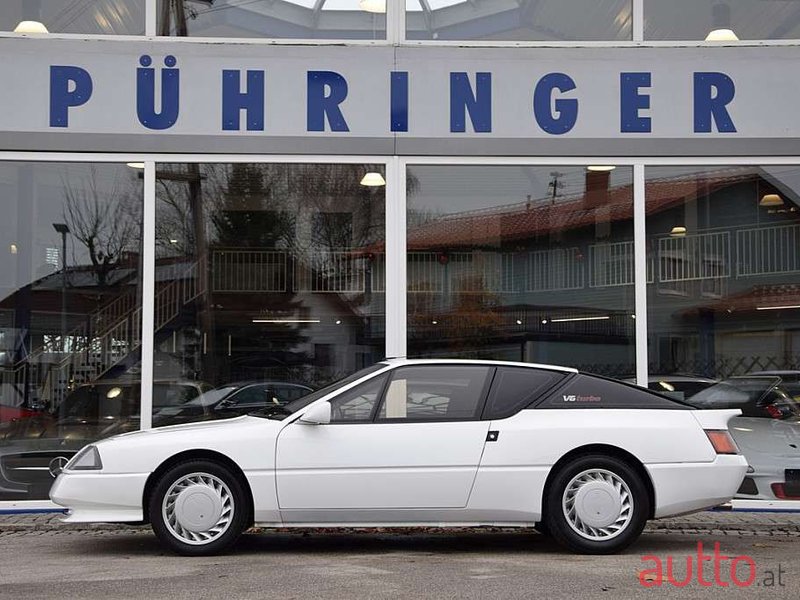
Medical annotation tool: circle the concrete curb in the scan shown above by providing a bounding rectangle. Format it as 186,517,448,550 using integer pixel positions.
2,512,800,536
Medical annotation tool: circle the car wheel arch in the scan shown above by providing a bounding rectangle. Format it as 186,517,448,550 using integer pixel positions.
541,444,656,520
141,449,254,527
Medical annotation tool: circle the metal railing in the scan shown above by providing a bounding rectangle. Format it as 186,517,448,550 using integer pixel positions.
736,223,800,277
212,249,287,292
658,231,730,282
527,248,584,292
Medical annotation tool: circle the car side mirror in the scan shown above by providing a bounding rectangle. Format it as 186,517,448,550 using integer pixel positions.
298,402,331,425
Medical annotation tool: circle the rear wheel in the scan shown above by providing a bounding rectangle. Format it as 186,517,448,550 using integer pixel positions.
544,455,649,554
149,459,248,556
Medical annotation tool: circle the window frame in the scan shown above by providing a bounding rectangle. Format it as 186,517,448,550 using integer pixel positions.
481,366,569,420
373,363,496,424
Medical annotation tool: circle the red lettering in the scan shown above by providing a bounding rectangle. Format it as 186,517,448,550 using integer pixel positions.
713,542,730,587
665,555,693,587
730,556,756,587
639,556,663,587
696,541,713,587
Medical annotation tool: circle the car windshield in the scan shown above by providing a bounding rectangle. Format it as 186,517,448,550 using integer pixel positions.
248,363,387,420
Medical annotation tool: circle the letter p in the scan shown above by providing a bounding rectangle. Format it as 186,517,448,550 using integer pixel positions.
50,66,93,128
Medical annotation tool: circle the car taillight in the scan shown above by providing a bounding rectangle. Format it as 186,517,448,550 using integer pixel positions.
765,405,783,419
705,429,739,454
771,483,800,500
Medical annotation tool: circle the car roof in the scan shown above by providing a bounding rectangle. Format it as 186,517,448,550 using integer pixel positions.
381,358,577,374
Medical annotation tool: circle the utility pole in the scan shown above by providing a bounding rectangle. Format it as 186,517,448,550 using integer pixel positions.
548,171,565,205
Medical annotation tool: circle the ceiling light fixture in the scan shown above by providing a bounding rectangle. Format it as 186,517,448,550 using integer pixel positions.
252,319,321,323
705,28,738,41
756,305,800,311
587,165,616,172
550,315,610,323
670,226,687,237
360,172,386,187
359,0,386,14
759,193,784,207
14,20,49,33
126,162,145,169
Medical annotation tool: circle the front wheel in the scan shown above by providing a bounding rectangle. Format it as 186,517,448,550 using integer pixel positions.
544,455,649,554
149,460,249,556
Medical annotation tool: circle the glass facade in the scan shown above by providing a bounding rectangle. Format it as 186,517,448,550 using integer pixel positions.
0,1,145,35
0,162,143,500
157,0,386,40
1,1,798,509
151,163,386,427
644,1,800,41
406,0,631,41
645,166,800,501
407,165,635,378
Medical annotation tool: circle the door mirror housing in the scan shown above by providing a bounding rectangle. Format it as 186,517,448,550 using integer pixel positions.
298,401,331,425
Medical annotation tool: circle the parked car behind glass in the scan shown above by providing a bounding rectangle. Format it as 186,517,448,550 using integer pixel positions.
0,380,210,500
685,375,800,500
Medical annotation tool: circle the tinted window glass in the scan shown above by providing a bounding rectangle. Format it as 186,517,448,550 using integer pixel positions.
538,374,689,409
330,374,388,423
484,367,565,419
377,366,491,421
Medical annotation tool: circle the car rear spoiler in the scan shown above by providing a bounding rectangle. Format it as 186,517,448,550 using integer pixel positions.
691,408,741,430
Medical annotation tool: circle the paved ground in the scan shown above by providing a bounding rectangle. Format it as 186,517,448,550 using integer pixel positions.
0,511,799,599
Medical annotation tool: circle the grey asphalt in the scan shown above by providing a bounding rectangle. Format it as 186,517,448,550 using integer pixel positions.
0,519,799,599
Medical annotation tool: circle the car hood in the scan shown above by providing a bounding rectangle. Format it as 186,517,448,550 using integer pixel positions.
83,415,285,473
100,414,282,444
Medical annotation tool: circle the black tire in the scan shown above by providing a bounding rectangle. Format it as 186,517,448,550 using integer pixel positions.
149,459,249,556
543,455,649,555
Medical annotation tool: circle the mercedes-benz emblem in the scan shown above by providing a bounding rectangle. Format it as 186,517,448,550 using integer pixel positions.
48,456,69,478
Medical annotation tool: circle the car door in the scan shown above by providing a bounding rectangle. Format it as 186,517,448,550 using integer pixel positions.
275,364,493,515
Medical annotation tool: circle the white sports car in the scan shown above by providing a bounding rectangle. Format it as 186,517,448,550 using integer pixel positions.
50,359,747,555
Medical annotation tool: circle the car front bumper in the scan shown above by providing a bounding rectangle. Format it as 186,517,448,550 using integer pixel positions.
49,470,149,523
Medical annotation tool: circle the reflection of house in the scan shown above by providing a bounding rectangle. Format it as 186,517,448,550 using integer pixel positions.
398,167,800,376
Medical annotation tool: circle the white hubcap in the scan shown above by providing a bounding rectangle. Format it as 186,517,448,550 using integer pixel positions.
562,468,633,541
162,472,234,545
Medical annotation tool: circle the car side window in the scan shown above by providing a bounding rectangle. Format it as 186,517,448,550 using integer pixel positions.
376,366,492,422
329,374,388,423
483,367,565,419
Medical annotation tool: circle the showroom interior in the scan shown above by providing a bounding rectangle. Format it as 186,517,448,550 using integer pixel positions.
1,0,799,508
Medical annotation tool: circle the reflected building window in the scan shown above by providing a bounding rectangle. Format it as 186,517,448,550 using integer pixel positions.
0,162,143,501
1,1,145,35
406,165,635,378
151,163,385,429
406,0,631,41
645,1,800,41
158,0,386,40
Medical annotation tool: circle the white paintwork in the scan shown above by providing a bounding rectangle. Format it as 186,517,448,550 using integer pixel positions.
276,420,490,511
50,359,748,537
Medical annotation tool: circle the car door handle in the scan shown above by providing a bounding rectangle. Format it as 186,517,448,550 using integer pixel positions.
486,430,500,442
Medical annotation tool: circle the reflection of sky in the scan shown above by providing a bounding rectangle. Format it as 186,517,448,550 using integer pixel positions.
409,166,634,214
0,164,141,298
